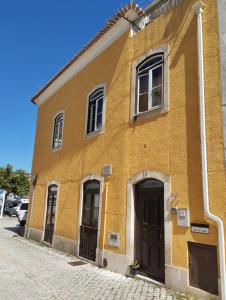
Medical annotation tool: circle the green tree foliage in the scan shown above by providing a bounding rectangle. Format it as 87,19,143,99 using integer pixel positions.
0,164,30,196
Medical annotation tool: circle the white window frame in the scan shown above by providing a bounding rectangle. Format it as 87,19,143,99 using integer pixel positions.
51,110,65,151
85,83,107,139
130,45,169,122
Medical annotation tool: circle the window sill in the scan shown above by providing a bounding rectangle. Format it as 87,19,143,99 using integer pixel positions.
51,146,62,153
86,128,104,140
133,105,168,122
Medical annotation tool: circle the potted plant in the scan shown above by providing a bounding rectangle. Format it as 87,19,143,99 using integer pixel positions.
129,260,140,276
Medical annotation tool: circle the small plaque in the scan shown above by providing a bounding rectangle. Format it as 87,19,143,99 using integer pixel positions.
191,223,209,234
108,232,120,248
102,165,112,177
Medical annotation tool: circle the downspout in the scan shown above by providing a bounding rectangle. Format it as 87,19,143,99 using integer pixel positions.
193,2,226,299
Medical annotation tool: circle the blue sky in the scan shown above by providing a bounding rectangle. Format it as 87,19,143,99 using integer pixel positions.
0,0,149,172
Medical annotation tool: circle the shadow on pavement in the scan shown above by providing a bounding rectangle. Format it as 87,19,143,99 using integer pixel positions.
4,225,25,237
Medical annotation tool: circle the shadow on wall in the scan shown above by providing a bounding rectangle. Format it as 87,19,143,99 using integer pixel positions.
166,0,206,234
31,31,133,236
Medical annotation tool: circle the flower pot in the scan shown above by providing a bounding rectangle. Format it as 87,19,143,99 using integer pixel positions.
130,267,139,276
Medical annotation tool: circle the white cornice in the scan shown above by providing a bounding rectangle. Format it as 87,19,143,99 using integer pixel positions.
36,10,139,106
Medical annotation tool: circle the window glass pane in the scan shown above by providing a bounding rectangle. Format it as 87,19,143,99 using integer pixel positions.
96,114,102,129
85,181,100,190
138,179,163,189
55,113,63,123
91,103,96,131
97,98,103,114
152,66,162,88
152,86,162,107
53,124,59,140
139,93,149,112
138,55,163,73
92,194,99,228
49,185,57,192
82,194,92,226
139,75,148,94
90,89,104,100
87,103,96,133
87,105,92,133
58,123,63,146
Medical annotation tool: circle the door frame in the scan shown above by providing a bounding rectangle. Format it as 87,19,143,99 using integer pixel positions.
126,170,172,279
77,174,104,263
42,181,60,243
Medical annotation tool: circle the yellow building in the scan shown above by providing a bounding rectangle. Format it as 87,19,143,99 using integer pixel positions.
27,0,226,298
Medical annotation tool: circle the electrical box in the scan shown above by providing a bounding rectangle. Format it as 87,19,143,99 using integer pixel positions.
108,232,120,248
177,208,190,227
102,165,112,177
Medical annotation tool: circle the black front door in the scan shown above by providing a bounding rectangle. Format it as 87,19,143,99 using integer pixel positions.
135,179,165,283
44,184,57,244
79,180,100,261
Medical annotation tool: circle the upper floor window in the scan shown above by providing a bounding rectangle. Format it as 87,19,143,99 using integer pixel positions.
136,53,164,115
87,87,104,134
52,113,64,149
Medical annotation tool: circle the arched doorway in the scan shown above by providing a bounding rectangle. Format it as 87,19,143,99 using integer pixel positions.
79,180,100,261
135,178,165,283
44,184,58,244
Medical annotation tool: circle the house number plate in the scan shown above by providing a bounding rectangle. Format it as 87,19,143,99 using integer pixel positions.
191,223,209,234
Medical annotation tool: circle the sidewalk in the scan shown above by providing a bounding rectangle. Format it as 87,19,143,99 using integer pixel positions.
0,217,195,299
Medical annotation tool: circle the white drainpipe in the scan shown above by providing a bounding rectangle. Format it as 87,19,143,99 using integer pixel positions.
193,2,226,299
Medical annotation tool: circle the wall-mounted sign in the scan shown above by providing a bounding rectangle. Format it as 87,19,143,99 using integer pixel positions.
191,223,209,234
108,232,120,248
102,165,112,177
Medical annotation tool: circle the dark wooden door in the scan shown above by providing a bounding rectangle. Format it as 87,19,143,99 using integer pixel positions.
44,184,57,244
79,180,100,261
135,179,165,283
188,242,218,295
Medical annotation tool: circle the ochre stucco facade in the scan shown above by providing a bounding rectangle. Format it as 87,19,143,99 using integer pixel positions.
27,0,226,298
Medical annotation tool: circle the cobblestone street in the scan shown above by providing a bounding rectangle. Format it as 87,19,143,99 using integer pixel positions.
0,218,193,300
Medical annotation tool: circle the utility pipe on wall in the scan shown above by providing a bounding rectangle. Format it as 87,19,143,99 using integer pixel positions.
193,2,226,299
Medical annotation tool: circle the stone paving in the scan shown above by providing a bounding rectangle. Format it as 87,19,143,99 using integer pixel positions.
0,217,193,300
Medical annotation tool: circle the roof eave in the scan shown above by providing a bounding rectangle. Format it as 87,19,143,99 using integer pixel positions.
31,2,143,105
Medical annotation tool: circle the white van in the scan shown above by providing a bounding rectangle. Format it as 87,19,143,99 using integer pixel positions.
18,202,29,226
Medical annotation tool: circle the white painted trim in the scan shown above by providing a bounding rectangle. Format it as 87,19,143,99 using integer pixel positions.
96,248,132,275
126,170,172,278
52,234,78,256
42,181,60,244
77,174,104,264
84,83,107,139
130,45,169,122
51,110,65,152
36,10,140,106
27,189,35,239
